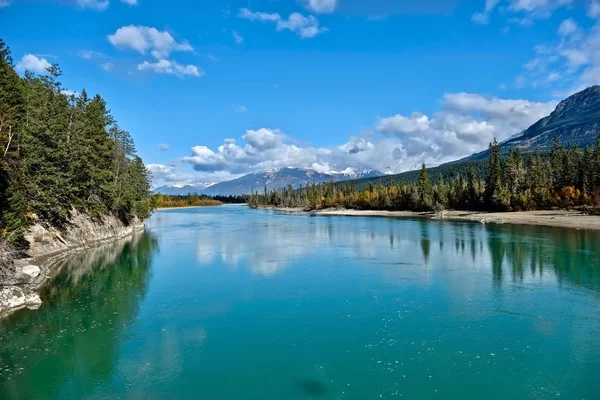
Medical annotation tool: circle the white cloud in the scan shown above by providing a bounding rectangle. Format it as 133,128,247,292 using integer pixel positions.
519,16,600,90
471,0,501,24
546,71,561,82
303,0,337,14
121,0,137,5
277,13,327,38
147,163,233,188
78,50,105,60
589,1,600,18
147,163,224,188
376,112,431,135
238,8,327,38
243,128,285,150
172,91,557,185
508,0,573,16
337,137,375,154
138,59,203,78
442,92,555,129
232,30,244,44
471,12,490,24
558,18,577,36
108,25,193,58
472,0,573,25
76,0,109,11
238,8,281,22
16,54,51,74
560,49,589,68
101,62,114,71
235,105,249,113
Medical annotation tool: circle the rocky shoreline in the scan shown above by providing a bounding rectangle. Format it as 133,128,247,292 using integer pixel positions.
0,211,145,319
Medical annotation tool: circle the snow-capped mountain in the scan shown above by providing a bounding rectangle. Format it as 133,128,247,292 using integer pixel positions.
153,167,384,196
152,182,215,195
330,167,383,180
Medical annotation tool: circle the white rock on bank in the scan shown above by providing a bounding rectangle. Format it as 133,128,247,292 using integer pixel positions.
15,264,42,284
22,264,41,279
0,286,42,314
25,293,42,309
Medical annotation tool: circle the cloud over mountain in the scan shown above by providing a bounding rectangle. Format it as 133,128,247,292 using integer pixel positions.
149,92,558,188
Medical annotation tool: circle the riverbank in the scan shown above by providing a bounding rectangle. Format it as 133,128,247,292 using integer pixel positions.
258,206,600,231
156,205,220,210
0,211,145,319
157,203,247,210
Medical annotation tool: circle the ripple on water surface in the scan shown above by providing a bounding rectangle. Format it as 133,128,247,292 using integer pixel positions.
1,206,600,399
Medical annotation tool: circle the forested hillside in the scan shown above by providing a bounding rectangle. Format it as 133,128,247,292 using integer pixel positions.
250,138,600,212
0,39,153,248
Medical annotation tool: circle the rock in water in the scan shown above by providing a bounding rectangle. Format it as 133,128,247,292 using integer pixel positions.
25,293,42,309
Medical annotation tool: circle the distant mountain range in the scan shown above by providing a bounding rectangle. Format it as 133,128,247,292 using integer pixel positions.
152,182,216,196
154,167,383,196
155,86,600,196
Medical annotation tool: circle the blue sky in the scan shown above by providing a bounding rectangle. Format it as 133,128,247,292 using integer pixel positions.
2,0,599,187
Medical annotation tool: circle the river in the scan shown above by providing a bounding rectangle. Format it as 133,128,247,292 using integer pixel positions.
1,205,600,399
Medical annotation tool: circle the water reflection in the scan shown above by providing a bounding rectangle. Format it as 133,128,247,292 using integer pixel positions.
0,232,158,400
193,210,600,293
484,224,600,290
1,208,600,399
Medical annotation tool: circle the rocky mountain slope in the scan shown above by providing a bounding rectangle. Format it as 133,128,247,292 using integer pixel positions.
342,86,600,187
506,85,600,150
457,85,600,163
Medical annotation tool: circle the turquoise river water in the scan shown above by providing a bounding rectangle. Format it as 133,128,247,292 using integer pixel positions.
1,205,600,399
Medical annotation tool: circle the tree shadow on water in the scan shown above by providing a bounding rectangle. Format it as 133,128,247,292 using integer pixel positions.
297,379,330,398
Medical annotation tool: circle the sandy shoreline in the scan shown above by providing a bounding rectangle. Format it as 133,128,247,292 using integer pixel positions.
257,206,600,231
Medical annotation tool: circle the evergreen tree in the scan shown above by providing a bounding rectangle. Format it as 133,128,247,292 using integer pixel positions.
417,163,433,210
550,136,564,190
0,38,154,250
484,139,502,207
503,148,525,197
467,165,479,209
594,137,600,189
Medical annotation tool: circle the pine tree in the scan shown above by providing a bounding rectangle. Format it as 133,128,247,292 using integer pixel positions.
484,139,502,207
550,136,564,190
594,137,600,190
467,165,479,209
417,163,433,210
503,148,525,197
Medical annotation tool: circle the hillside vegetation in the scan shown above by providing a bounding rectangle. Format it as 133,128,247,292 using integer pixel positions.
0,39,154,250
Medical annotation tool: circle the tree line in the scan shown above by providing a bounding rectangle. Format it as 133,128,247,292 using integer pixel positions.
153,193,247,209
0,39,154,248
249,137,600,212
